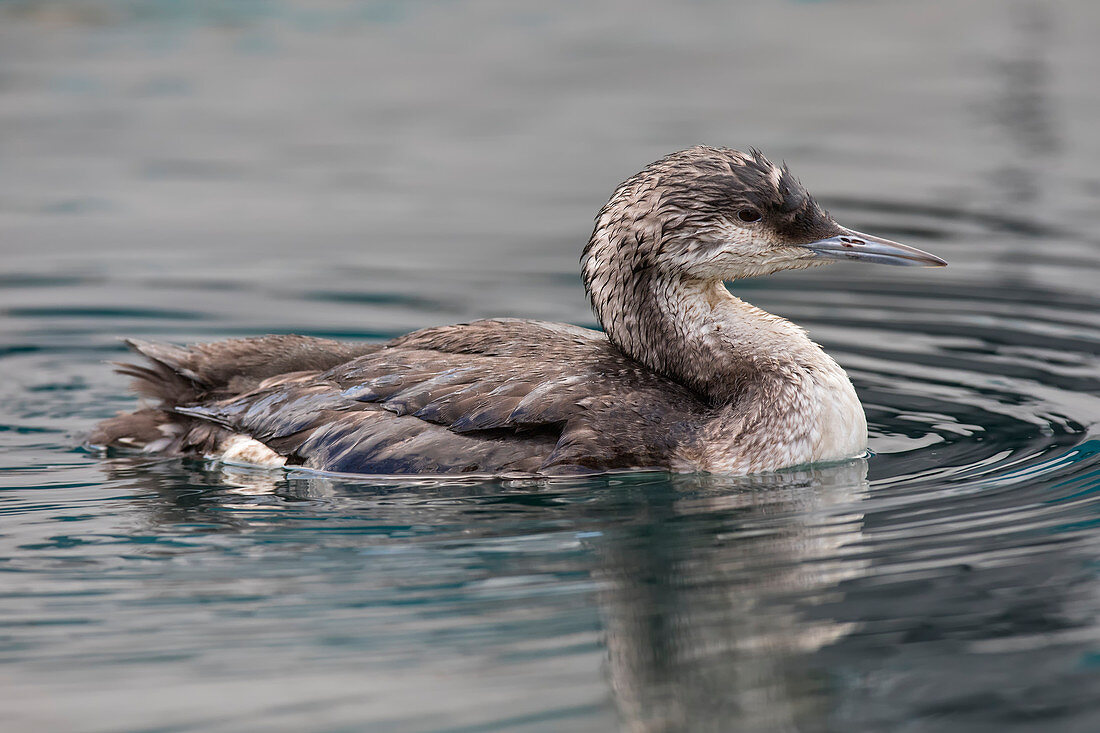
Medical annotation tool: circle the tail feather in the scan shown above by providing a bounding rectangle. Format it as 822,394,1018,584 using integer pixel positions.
111,361,200,405
124,338,209,386
91,334,380,453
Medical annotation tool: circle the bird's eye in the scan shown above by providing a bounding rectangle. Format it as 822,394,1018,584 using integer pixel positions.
737,208,762,223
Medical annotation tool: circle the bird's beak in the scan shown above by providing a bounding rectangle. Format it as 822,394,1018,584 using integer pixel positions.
804,227,947,267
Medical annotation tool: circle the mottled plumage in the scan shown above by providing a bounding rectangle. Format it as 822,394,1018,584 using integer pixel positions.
91,146,944,476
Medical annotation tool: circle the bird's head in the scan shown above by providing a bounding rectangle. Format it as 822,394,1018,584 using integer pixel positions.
583,145,945,286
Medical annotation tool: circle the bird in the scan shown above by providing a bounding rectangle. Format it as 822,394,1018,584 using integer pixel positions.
90,146,945,477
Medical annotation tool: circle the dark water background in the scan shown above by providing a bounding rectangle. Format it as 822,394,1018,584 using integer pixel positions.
2,1,1100,731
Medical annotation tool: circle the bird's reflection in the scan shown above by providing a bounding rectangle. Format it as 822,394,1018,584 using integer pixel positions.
594,463,868,732
99,457,870,732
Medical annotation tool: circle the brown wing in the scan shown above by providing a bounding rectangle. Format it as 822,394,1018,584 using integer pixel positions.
182,319,707,474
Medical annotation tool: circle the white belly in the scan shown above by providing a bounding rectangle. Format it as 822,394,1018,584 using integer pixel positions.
691,361,867,475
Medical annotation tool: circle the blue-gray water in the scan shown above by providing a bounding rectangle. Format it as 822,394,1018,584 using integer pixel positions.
2,1,1100,731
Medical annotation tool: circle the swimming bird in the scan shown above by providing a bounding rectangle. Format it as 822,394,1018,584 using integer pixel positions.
91,146,945,476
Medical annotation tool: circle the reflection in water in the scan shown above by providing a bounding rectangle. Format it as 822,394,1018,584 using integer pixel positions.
63,441,1100,732
109,458,872,732
96,451,1100,732
596,464,868,733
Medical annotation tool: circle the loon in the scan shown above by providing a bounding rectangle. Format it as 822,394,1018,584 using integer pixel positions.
91,146,945,476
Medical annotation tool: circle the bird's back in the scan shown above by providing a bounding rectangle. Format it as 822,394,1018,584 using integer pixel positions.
92,319,709,475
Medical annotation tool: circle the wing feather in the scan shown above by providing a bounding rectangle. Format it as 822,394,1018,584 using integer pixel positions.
100,319,710,474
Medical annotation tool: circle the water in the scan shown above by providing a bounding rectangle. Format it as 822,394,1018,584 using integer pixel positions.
2,0,1099,730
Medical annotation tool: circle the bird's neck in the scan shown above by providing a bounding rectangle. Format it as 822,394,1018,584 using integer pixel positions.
586,260,868,470
589,268,823,403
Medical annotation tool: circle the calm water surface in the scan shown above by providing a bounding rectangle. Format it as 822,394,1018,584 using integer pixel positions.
2,1,1100,731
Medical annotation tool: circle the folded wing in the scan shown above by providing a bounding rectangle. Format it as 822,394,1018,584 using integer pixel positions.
177,319,706,474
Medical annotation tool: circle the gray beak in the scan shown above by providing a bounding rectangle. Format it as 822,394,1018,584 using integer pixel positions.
805,227,947,267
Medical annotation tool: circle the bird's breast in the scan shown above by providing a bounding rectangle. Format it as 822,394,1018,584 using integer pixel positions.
692,358,867,474
805,363,867,464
